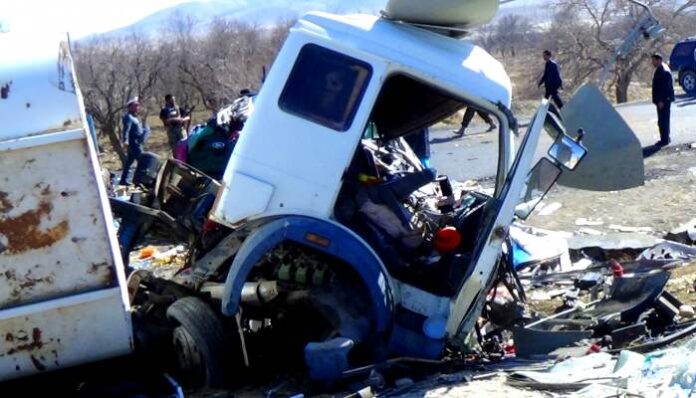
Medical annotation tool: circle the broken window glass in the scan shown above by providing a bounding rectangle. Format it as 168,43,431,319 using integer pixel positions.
279,44,372,131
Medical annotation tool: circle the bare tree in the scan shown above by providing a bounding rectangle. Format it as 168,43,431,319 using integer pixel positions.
495,14,533,57
550,0,696,103
163,15,293,112
74,33,165,161
73,13,296,165
476,23,499,53
157,11,200,109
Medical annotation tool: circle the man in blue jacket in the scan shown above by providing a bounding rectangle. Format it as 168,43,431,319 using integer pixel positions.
538,50,564,109
651,53,675,146
119,97,150,185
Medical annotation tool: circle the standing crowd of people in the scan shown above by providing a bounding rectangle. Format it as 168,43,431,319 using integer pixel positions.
119,94,190,185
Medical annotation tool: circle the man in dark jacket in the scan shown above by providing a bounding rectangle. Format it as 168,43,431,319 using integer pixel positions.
119,97,150,185
452,107,496,137
160,94,189,154
538,50,564,109
651,53,675,146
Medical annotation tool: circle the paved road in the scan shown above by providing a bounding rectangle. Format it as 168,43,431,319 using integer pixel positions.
430,95,696,182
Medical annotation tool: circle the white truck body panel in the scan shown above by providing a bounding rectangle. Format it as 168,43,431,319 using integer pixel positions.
212,12,511,226
0,288,132,381
0,33,133,381
385,0,499,28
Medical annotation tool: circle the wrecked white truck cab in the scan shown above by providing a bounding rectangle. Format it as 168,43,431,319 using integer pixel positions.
213,12,514,225
193,9,640,382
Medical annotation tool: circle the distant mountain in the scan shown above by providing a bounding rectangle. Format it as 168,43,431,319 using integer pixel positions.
90,0,385,39
88,0,549,40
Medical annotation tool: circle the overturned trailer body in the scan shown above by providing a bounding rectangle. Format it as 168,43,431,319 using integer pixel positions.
0,34,133,381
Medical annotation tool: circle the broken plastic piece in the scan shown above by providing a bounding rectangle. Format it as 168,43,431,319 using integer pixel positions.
139,246,156,259
638,241,696,262
609,260,624,277
304,337,354,382
575,272,603,290
433,227,461,252
511,327,593,358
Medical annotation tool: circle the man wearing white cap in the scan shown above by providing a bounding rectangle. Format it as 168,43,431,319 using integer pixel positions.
119,97,150,185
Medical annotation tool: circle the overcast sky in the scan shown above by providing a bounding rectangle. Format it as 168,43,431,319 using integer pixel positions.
3,0,191,38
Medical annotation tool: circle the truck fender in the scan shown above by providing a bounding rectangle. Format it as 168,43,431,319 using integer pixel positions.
220,216,394,333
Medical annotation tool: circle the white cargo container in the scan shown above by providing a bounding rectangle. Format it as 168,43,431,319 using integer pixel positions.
0,33,133,381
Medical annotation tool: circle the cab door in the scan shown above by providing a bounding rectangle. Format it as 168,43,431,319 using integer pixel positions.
446,100,550,342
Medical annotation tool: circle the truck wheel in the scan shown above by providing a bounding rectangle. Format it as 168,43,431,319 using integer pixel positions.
681,71,696,95
166,297,229,388
133,152,162,189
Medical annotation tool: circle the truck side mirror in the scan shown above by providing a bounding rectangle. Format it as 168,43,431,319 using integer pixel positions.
548,133,587,171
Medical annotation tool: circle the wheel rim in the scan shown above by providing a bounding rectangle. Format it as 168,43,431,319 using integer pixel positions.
684,74,696,91
172,326,206,384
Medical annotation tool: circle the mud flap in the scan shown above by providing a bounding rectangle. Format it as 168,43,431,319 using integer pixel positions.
557,84,644,191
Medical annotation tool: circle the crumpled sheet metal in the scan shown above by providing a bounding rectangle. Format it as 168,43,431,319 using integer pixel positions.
509,225,571,270
638,241,696,262
557,84,644,191
511,327,592,359
508,336,696,397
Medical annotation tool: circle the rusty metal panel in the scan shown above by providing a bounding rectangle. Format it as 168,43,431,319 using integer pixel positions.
0,137,117,307
0,288,133,381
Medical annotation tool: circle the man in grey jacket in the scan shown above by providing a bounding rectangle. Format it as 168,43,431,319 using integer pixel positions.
119,97,150,185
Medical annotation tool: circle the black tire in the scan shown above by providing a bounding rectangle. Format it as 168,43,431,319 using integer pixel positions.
133,152,162,189
166,296,229,388
680,70,696,95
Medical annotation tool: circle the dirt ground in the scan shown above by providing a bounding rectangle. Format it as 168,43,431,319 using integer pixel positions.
526,145,696,236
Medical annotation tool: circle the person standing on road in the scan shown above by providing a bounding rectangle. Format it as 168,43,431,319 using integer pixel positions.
651,53,675,146
119,97,150,186
538,50,564,109
160,94,189,154
453,107,497,137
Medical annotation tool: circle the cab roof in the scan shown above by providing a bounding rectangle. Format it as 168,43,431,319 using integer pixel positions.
295,12,512,108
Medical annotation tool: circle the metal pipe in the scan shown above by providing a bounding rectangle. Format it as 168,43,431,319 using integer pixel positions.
240,281,279,306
